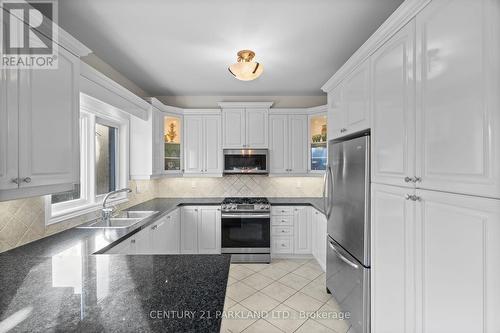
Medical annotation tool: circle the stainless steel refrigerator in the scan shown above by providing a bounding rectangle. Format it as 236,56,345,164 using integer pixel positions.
324,131,370,333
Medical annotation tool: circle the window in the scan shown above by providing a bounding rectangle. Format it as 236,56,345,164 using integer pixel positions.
46,94,130,225
309,114,327,172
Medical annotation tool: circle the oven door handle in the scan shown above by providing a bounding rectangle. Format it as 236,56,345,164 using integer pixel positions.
221,214,270,219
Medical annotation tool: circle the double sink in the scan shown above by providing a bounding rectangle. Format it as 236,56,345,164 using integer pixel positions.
79,211,159,229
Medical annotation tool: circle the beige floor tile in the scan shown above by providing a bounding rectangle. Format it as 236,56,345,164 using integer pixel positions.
301,279,332,303
264,304,307,333
283,292,324,312
295,319,336,333
241,272,274,290
242,263,270,272
292,264,323,280
313,303,351,333
227,276,238,286
220,303,257,333
278,273,311,290
226,281,257,302
259,266,289,280
242,319,283,333
240,291,280,312
224,297,237,310
271,259,305,272
260,281,297,302
230,265,257,280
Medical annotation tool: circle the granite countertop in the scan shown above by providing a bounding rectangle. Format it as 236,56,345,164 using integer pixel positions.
0,196,323,332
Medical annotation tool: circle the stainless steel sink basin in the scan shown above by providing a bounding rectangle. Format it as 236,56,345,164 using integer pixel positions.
79,211,159,229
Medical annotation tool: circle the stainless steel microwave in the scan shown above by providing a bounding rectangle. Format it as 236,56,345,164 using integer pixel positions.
223,149,268,174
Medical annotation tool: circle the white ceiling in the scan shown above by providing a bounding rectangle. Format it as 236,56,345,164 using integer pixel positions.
59,0,403,96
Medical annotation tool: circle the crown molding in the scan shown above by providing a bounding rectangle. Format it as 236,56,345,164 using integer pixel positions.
217,102,274,108
183,109,221,116
321,0,431,92
147,97,184,115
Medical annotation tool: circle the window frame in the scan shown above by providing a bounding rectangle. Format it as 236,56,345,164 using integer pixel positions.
45,94,130,225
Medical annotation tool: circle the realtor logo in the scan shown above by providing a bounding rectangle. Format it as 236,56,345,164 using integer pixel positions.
1,0,58,68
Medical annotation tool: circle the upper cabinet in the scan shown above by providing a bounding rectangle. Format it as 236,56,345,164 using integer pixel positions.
308,106,328,173
183,110,222,176
414,0,500,198
219,102,272,149
130,99,183,179
0,20,91,201
371,20,416,188
327,60,370,139
269,111,308,175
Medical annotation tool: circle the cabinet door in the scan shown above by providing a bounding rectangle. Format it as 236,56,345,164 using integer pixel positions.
18,46,79,188
415,189,500,332
327,86,345,139
318,212,327,271
415,0,500,198
203,115,222,174
198,206,221,254
371,21,416,188
0,68,19,190
269,115,289,174
183,116,204,174
293,206,311,254
180,207,198,253
343,59,370,134
222,108,245,148
133,227,151,254
371,184,416,333
164,209,181,253
288,115,308,174
246,108,268,148
152,109,164,176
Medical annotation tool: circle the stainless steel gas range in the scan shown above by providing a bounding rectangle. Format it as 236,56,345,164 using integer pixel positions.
221,197,271,263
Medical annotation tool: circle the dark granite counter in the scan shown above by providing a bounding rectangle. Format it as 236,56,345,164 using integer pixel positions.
0,196,323,332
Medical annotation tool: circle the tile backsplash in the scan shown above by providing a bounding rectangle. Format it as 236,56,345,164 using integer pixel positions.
0,175,322,253
157,175,323,198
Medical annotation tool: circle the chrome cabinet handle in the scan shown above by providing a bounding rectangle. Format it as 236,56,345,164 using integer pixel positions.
281,230,285,233
404,177,413,183
151,225,158,230
131,239,136,244
281,244,286,247
404,176,422,183
414,177,422,183
405,194,412,200
23,177,31,183
405,194,422,201
11,178,20,184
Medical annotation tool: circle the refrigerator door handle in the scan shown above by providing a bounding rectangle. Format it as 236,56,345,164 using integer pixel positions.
323,168,329,215
329,240,360,269
326,165,334,219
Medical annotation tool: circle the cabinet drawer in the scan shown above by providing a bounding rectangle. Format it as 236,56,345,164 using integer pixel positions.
272,237,293,254
271,206,293,216
272,226,293,236
271,215,293,226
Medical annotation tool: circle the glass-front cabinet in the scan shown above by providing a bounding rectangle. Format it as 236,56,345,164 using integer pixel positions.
308,113,327,172
163,114,182,173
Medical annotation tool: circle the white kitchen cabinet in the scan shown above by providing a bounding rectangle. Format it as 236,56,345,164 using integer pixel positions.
371,183,416,333
198,207,221,254
414,0,500,199
342,59,370,134
246,108,269,148
269,113,308,175
180,206,199,254
327,86,344,140
371,183,500,332
183,110,222,176
293,206,312,255
149,209,180,254
312,208,327,271
222,108,246,148
0,46,85,201
371,20,416,188
180,205,221,254
220,102,272,149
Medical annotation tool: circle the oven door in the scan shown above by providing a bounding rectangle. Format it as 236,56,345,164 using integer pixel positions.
221,214,270,252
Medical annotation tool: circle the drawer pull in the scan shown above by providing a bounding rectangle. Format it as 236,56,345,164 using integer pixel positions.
281,230,285,233
281,244,286,247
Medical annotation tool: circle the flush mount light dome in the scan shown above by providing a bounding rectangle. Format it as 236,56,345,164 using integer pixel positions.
228,50,264,81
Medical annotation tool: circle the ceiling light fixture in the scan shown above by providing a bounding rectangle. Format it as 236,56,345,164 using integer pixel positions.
228,50,264,81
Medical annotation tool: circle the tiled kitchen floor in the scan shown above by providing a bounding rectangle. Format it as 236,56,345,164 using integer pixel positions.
221,259,351,333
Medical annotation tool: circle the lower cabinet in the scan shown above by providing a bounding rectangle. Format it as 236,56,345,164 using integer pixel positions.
371,183,500,332
271,206,312,256
180,206,221,254
311,208,327,271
